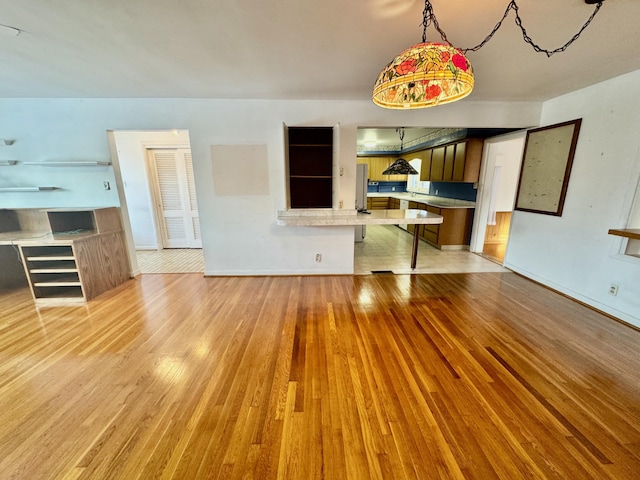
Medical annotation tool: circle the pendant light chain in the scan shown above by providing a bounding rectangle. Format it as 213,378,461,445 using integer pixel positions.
421,0,605,57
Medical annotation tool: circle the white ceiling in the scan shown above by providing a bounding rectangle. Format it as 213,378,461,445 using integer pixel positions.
0,0,638,102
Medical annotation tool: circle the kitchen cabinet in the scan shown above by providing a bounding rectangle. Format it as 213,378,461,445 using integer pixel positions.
417,150,432,181
419,138,484,183
287,126,334,208
389,198,400,209
452,138,483,182
367,196,390,210
357,156,408,182
418,204,474,249
429,147,445,182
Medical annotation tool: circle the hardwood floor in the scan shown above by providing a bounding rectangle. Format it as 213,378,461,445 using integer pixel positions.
1,273,639,479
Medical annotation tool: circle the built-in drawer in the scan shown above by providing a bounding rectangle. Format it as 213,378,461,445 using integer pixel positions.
422,229,439,244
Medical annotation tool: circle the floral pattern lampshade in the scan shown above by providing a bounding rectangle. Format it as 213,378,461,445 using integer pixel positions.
373,42,474,109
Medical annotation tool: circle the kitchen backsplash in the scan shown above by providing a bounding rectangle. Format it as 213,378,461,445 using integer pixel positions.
370,181,477,202
428,182,478,202
367,181,407,193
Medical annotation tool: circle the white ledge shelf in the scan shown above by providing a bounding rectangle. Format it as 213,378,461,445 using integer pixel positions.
0,186,58,192
23,161,111,166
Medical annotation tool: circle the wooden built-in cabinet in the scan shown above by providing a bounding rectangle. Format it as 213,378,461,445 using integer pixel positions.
357,156,408,182
419,138,483,183
368,195,473,248
420,204,473,249
367,196,390,210
10,207,130,306
287,126,334,209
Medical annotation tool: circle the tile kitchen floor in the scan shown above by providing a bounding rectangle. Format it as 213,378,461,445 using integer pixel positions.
354,224,509,275
136,248,204,274
135,227,508,276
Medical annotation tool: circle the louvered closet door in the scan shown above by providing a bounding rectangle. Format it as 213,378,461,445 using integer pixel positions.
150,149,202,248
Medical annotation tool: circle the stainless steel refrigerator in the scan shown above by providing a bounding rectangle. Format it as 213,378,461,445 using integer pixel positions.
355,164,368,242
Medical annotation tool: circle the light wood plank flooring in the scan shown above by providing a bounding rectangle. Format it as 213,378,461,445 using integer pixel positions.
1,273,639,479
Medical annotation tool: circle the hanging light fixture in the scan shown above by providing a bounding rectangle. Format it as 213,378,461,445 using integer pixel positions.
382,128,419,175
373,0,605,109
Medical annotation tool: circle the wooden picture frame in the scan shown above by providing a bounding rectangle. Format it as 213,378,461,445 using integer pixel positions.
515,119,582,216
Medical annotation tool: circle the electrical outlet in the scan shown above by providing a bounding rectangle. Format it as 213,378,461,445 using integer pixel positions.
339,200,343,209
435,189,439,195
315,253,322,263
608,284,619,296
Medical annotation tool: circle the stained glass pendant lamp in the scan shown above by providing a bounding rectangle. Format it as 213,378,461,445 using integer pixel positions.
373,2,473,109
382,128,419,175
373,42,473,109
373,0,606,110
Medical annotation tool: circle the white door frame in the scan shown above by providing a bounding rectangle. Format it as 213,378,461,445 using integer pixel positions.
470,130,527,253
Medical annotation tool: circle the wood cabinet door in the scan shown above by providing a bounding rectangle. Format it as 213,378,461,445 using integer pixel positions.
462,139,483,183
430,147,445,182
419,149,432,181
443,145,455,181
452,142,466,181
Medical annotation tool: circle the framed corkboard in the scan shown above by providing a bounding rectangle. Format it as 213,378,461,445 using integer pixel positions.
515,119,582,216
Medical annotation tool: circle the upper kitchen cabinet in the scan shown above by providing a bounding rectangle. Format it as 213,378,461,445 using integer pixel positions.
357,156,408,182
286,126,334,209
453,138,483,182
419,138,484,183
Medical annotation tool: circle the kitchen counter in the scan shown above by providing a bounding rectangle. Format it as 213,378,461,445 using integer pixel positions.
277,208,443,269
368,192,475,209
276,208,443,226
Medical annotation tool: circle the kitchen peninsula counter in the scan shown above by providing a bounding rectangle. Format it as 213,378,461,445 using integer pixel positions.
277,208,443,269
276,208,443,226
368,192,475,209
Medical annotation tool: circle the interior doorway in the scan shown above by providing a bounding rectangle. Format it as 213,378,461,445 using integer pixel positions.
108,130,204,275
470,131,527,264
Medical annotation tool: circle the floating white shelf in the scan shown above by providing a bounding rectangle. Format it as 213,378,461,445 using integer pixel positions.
0,186,58,192
24,161,111,166
0,160,18,166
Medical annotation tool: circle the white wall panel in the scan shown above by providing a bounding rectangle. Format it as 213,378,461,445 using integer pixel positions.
505,70,640,327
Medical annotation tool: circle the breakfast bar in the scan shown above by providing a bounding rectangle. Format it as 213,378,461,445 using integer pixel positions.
277,208,444,269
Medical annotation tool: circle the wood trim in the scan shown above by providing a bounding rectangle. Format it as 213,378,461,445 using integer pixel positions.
608,228,640,241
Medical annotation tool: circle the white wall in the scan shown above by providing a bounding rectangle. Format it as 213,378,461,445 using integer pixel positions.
505,70,640,327
0,97,540,276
